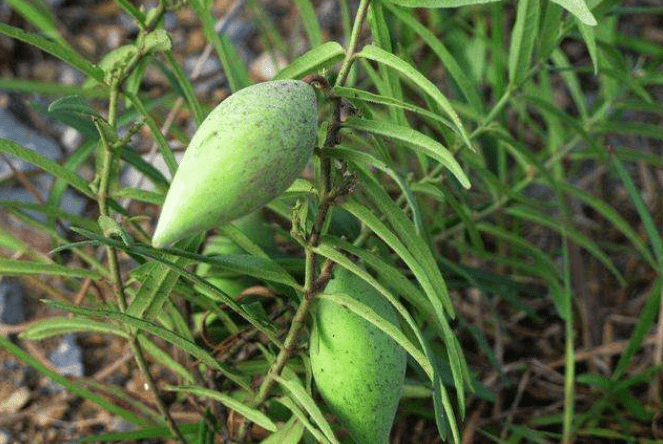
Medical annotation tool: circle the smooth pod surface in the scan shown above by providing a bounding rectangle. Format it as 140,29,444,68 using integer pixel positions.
310,268,406,444
153,80,317,248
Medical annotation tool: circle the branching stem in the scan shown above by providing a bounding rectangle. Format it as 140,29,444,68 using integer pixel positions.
240,2,373,438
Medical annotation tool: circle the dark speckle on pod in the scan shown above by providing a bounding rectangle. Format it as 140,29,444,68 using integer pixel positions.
152,80,318,248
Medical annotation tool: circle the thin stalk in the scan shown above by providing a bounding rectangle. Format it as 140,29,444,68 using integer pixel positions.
251,250,317,406
99,82,127,311
243,0,372,423
131,335,188,442
97,79,185,443
335,0,371,87
561,214,575,443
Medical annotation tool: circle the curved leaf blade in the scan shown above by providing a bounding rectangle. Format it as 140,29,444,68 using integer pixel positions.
0,258,99,278
0,22,104,82
385,0,596,25
20,317,129,341
275,376,340,444
356,45,471,149
0,137,94,198
342,117,471,189
166,385,277,432
275,41,345,80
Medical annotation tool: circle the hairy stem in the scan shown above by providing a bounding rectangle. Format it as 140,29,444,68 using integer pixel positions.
336,0,371,87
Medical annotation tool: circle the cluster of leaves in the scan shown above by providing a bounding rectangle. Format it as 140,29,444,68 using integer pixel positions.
1,0,662,443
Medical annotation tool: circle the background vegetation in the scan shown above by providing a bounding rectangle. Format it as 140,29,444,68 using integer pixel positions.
0,0,661,442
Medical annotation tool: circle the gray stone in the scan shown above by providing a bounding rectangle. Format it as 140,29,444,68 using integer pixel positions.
49,334,83,378
0,280,25,325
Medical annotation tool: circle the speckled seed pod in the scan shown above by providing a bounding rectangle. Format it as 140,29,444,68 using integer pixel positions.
152,80,317,248
310,268,406,444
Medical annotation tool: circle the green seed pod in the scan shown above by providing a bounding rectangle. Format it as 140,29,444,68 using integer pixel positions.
310,268,406,444
153,80,317,248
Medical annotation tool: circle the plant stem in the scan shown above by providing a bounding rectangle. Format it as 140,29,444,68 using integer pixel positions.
99,82,128,312
98,78,186,444
131,336,188,443
336,0,371,87
251,253,317,406
239,4,371,440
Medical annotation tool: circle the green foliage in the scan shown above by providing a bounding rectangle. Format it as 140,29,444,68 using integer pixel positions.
0,0,660,442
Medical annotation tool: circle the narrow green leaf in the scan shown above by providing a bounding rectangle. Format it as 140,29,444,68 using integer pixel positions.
138,335,195,384
5,0,67,47
74,423,200,443
20,317,129,341
275,376,340,444
48,95,101,118
508,0,540,86
317,236,433,323
551,49,589,121
259,416,304,444
0,225,39,258
432,372,460,443
0,258,99,278
0,137,94,198
67,227,282,345
164,50,205,125
0,200,99,233
318,292,431,375
342,117,470,189
333,86,453,128
550,0,597,25
347,170,471,410
356,45,472,149
384,3,483,113
0,22,104,82
368,0,408,127
123,92,178,176
217,223,270,259
126,260,183,320
579,22,599,74
203,254,300,287
557,181,657,269
611,277,661,381
538,1,564,61
120,146,170,191
48,139,98,230
0,77,107,97
46,300,252,392
611,152,663,266
274,41,345,80
385,0,597,26
386,0,500,7
505,206,627,286
189,0,251,92
293,0,324,47
166,385,277,432
351,169,457,316
112,187,164,206
322,146,424,234
115,0,146,25
275,396,332,444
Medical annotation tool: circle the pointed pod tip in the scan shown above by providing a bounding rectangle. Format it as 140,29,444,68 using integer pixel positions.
151,223,171,249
